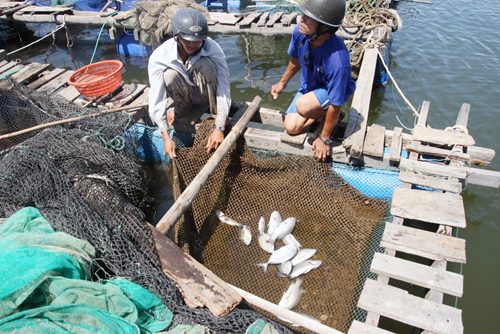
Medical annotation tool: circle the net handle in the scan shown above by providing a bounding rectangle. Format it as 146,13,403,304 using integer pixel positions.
0,103,149,141
156,95,262,235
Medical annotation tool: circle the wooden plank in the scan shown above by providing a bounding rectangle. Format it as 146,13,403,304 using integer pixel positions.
371,253,463,297
17,5,72,14
405,143,470,161
381,223,466,263
391,188,466,228
399,158,467,179
358,279,463,334
0,60,7,68
348,320,396,334
462,166,500,188
27,68,66,90
57,85,81,101
37,70,74,95
363,123,385,157
257,12,270,27
412,126,475,147
389,127,403,162
280,129,308,145
343,48,378,159
104,83,147,109
0,64,23,78
466,146,495,166
10,62,51,84
0,61,18,76
208,12,241,25
266,11,284,27
281,12,299,26
398,171,462,194
148,224,241,317
239,12,261,27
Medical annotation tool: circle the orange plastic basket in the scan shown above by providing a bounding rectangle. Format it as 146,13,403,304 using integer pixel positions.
67,60,123,98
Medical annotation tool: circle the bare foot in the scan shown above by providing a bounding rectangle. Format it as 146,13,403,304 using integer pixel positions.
167,108,175,125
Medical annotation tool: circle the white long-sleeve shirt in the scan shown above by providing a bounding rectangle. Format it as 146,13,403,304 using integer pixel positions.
147,37,232,132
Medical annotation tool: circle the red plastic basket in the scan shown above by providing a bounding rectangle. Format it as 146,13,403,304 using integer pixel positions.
67,60,123,98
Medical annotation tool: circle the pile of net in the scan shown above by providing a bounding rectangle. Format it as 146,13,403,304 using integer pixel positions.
0,78,292,333
173,118,389,333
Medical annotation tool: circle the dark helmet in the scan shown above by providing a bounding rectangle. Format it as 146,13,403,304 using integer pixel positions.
299,0,346,27
171,8,208,41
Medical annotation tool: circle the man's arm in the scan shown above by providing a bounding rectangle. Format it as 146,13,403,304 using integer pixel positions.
312,104,342,162
271,57,301,99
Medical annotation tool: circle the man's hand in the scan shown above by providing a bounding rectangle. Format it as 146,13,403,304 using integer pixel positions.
206,129,224,153
161,130,176,159
312,137,330,162
271,82,286,99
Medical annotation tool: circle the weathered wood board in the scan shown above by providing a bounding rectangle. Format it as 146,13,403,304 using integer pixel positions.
27,68,66,90
398,171,463,194
358,279,463,334
391,188,466,228
363,123,385,157
208,12,241,25
381,222,467,263
412,126,475,147
389,126,403,162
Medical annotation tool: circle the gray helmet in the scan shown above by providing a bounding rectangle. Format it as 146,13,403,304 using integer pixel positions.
299,0,346,27
171,8,208,41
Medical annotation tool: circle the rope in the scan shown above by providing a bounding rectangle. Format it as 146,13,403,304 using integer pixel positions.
7,22,68,56
89,11,120,65
81,113,133,150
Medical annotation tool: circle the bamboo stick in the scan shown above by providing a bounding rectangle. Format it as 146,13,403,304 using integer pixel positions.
155,95,262,235
0,102,148,140
228,284,343,334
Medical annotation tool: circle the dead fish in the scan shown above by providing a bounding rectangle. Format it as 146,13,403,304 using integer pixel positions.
285,260,322,280
290,248,317,266
282,234,301,249
278,276,305,310
216,210,251,245
268,211,282,235
257,244,298,274
258,221,274,253
277,260,292,276
268,217,296,245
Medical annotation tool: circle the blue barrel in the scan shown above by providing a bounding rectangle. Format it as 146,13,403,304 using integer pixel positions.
117,33,153,57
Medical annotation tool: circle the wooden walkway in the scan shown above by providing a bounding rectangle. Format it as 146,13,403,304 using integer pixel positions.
1,46,500,334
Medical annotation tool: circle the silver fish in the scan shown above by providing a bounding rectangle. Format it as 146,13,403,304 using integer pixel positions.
290,248,317,266
279,276,305,310
258,217,266,235
277,260,292,276
257,217,274,253
239,224,252,246
268,211,282,235
268,217,296,245
216,210,251,245
286,260,322,279
282,234,301,249
257,244,298,274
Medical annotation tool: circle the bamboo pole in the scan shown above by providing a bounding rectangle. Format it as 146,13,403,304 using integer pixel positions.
0,103,148,140
228,284,343,334
155,95,262,235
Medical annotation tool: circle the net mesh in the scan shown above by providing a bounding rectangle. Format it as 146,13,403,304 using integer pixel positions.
173,117,390,333
0,78,292,333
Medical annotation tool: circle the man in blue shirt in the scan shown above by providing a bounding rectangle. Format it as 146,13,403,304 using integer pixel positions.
271,0,355,162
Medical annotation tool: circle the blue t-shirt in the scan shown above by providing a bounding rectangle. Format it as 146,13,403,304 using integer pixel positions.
288,25,356,106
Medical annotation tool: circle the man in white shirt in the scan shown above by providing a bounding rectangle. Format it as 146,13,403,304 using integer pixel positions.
148,7,232,159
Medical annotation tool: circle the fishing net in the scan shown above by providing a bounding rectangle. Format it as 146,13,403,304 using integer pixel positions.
0,78,293,333
173,117,390,333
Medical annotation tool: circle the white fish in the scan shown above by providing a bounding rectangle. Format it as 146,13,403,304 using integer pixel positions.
216,210,251,245
286,260,322,279
277,260,292,276
278,276,305,310
268,211,282,235
257,244,298,274
257,217,273,252
258,217,266,235
282,234,301,249
290,248,317,266
268,217,296,245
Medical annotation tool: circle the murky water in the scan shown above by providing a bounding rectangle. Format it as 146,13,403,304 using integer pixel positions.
3,0,500,332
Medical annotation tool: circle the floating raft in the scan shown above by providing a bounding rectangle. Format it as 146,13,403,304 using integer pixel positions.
1,43,499,334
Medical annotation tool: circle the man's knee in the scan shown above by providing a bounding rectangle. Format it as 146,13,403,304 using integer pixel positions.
163,69,183,87
283,115,303,135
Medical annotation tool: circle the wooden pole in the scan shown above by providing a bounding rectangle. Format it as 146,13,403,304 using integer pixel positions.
228,284,343,334
0,103,149,140
155,95,262,235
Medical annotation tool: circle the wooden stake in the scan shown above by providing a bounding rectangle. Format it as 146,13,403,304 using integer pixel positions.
0,103,149,140
155,95,262,235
